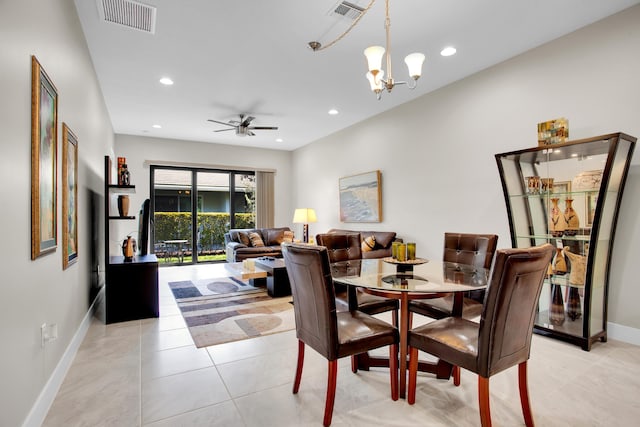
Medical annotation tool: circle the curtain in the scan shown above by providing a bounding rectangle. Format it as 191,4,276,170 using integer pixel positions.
255,171,274,228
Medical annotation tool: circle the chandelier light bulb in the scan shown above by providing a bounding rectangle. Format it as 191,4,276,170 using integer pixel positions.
364,46,385,73
404,53,425,79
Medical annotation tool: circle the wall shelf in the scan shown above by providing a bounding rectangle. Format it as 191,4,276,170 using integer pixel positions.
104,156,158,324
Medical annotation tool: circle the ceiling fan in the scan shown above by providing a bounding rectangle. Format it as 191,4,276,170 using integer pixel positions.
207,114,278,137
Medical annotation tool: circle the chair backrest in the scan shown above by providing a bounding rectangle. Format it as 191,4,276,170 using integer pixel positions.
316,233,362,263
282,243,339,360
477,244,554,377
443,233,498,269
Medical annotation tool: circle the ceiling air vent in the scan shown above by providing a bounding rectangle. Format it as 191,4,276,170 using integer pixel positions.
329,1,365,21
96,0,157,34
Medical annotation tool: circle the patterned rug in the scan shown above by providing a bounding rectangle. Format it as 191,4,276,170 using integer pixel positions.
168,277,294,348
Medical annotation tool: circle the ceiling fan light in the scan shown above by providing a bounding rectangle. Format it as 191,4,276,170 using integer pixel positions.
364,45,385,73
404,52,425,79
366,70,384,92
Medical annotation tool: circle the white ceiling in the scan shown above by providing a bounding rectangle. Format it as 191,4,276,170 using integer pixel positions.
74,0,639,151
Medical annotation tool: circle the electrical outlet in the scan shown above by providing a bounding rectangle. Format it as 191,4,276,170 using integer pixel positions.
41,323,47,347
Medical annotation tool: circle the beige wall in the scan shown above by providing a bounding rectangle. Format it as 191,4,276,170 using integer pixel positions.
292,6,640,331
0,0,114,425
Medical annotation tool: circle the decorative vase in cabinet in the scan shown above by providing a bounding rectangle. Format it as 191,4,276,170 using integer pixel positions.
563,199,579,235
549,198,566,237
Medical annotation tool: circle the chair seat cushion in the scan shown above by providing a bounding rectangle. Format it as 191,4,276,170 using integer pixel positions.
409,317,479,372
334,290,399,315
409,295,483,320
336,310,399,359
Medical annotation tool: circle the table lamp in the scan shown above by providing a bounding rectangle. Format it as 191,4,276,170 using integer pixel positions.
292,208,317,243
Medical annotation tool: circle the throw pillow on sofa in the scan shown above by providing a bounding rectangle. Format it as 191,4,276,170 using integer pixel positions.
237,231,251,246
248,232,265,247
283,230,294,243
362,235,376,252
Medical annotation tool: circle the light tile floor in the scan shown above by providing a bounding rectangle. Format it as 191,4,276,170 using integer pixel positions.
43,263,640,426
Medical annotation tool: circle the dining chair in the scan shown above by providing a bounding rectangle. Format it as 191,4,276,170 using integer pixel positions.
407,244,554,427
316,233,399,327
409,233,498,321
282,243,399,427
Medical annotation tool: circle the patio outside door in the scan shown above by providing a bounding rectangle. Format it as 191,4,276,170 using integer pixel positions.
151,166,255,265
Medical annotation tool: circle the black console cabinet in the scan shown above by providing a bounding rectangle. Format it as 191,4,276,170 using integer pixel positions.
106,255,159,323
104,156,159,324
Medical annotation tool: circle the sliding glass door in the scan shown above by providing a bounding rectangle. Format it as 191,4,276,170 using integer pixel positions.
151,166,255,265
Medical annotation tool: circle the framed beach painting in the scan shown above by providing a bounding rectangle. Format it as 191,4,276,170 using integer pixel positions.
62,124,78,269
339,170,382,222
31,56,58,259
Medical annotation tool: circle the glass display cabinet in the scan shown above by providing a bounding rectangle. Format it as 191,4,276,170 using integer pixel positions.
495,133,636,350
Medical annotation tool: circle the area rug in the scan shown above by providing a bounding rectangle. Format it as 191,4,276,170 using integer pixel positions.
168,277,294,348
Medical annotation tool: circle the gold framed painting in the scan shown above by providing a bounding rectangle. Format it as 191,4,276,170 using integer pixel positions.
62,124,78,269
339,170,382,222
31,56,58,260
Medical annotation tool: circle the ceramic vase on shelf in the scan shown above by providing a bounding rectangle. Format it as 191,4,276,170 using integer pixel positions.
567,286,582,321
117,195,130,217
552,247,567,275
549,198,566,237
563,246,586,287
563,198,580,236
549,281,565,326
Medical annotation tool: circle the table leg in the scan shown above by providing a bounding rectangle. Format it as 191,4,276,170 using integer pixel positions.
399,292,409,399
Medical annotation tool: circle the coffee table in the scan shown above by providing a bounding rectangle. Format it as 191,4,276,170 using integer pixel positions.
254,258,291,297
224,262,268,281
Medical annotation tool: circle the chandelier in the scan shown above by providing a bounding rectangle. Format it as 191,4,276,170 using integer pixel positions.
364,0,424,99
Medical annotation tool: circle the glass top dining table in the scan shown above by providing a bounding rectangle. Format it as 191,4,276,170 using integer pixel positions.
331,258,490,399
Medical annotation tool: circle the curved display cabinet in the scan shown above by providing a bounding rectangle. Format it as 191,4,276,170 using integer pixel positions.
495,133,636,350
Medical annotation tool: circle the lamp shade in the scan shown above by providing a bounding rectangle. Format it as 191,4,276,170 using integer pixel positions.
364,46,385,73
366,70,384,92
404,52,425,79
292,208,317,224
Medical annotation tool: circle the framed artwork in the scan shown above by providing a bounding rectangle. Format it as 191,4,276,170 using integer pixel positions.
586,192,598,227
339,170,382,222
62,124,78,269
552,180,571,195
31,56,58,260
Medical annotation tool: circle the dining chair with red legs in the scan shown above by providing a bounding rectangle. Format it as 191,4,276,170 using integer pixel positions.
409,232,498,385
282,243,399,427
407,244,554,427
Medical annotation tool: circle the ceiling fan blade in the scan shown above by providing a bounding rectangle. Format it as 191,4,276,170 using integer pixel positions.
249,126,278,130
207,119,235,127
214,128,235,132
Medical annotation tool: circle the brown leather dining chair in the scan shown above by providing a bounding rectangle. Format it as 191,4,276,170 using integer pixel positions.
282,243,399,427
407,244,554,427
409,233,498,321
316,233,399,327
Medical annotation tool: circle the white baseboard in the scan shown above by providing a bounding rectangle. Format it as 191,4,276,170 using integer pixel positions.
22,289,103,427
608,321,640,346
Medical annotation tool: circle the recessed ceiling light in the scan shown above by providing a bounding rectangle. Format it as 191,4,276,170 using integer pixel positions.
328,109,339,115
152,124,162,129
276,138,283,143
159,77,174,85
440,47,457,57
